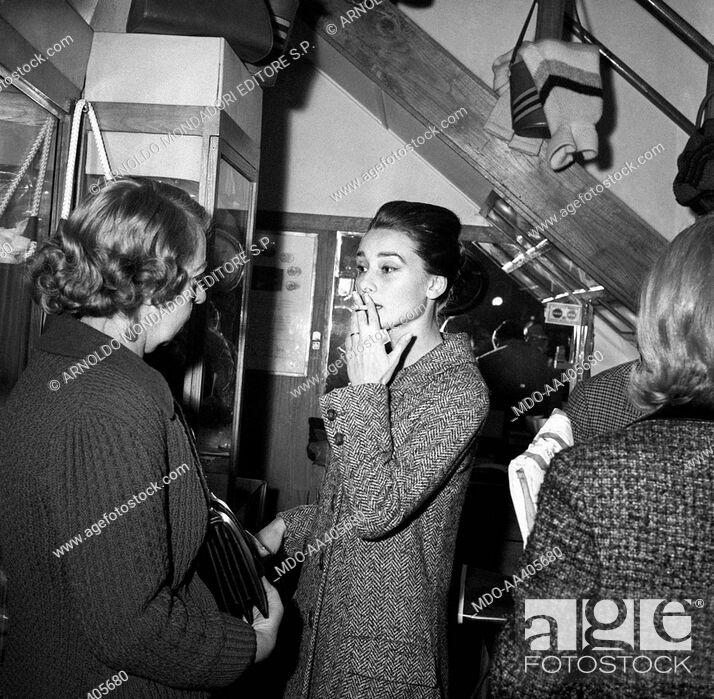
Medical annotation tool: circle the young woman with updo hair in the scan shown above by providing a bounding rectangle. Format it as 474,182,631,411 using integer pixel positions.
257,201,489,698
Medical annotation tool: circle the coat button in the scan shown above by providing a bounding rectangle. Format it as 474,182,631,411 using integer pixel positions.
308,610,314,628
326,409,337,421
333,432,344,446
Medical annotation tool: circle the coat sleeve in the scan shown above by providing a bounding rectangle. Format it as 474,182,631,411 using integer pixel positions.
43,409,255,689
319,369,488,540
277,503,318,557
490,451,600,698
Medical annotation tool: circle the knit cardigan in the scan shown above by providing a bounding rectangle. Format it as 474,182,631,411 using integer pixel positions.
0,314,255,698
491,406,714,698
278,334,489,698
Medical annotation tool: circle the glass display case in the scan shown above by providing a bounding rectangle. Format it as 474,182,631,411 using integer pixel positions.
83,128,260,499
195,158,255,457
81,31,263,498
0,87,59,405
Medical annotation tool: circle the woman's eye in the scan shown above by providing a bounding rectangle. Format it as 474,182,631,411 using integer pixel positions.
381,266,395,274
356,265,366,273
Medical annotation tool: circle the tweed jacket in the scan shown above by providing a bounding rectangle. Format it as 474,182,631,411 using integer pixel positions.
491,405,714,698
0,315,255,698
565,360,649,442
278,333,488,698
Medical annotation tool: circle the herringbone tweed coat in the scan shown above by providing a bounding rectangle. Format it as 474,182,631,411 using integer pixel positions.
279,334,488,698
491,404,714,698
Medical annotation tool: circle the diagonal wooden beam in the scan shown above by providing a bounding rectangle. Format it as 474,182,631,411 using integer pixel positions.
301,0,667,311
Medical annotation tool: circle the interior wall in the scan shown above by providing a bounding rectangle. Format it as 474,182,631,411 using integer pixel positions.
257,58,487,224
593,316,640,373
588,323,635,375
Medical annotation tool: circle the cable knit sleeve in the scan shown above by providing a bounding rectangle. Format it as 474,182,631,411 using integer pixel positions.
41,407,256,689
319,368,488,540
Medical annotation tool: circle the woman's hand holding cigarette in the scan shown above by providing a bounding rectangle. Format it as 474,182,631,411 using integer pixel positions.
345,291,412,386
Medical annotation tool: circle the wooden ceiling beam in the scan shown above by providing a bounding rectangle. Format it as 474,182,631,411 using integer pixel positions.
300,0,667,310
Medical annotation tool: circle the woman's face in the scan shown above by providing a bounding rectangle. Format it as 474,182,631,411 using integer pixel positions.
144,237,207,352
355,228,444,330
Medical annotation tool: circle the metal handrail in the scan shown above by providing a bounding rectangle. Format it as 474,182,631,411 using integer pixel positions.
565,12,696,135
595,298,637,335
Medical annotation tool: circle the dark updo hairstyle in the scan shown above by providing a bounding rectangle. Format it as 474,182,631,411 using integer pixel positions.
366,200,463,303
29,177,208,319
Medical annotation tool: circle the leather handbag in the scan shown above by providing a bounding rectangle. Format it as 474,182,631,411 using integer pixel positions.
673,91,714,215
510,0,551,139
173,402,269,623
126,0,275,64
197,493,269,624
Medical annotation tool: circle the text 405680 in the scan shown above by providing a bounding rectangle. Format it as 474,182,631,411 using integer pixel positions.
86,670,128,697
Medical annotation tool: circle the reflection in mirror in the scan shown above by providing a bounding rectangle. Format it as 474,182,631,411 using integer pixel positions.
325,232,361,393
196,159,252,455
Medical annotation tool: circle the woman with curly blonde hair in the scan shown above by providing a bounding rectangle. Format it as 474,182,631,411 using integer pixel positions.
0,178,282,697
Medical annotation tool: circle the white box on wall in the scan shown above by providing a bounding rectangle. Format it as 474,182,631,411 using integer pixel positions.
84,32,262,145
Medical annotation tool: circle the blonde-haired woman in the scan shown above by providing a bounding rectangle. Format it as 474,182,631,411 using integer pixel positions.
491,215,714,698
